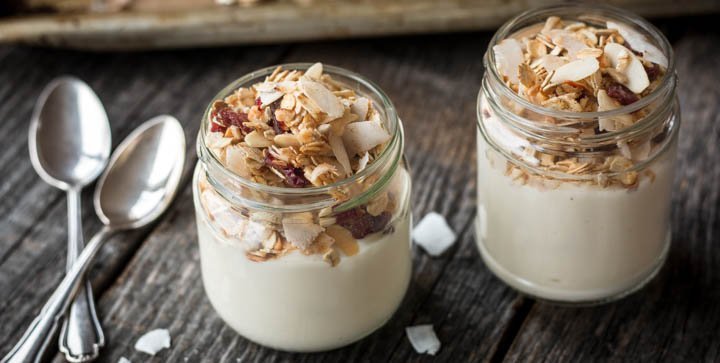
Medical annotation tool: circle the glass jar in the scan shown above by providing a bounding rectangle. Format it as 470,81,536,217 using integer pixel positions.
475,5,679,304
192,64,412,351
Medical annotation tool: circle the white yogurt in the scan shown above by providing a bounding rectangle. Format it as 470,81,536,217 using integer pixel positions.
475,131,674,303
193,167,412,352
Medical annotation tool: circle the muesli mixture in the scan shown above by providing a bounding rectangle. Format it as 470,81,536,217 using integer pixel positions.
489,16,670,188
198,63,399,265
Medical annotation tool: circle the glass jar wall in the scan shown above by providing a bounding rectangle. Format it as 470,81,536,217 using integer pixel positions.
475,5,679,304
192,64,412,351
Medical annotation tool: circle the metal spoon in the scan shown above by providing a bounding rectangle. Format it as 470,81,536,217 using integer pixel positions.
4,115,186,363
28,76,110,362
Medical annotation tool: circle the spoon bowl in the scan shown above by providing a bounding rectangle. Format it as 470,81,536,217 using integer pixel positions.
29,77,111,190
95,115,186,230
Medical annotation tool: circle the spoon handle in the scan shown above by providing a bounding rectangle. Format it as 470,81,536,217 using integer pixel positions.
59,189,105,362
1,227,114,363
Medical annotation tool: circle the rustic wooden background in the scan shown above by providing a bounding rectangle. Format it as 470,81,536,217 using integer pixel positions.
1,13,719,363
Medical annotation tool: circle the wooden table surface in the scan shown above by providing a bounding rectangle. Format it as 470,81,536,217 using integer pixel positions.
1,14,719,363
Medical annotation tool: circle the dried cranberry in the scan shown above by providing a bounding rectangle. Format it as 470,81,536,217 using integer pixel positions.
606,83,639,105
336,208,391,239
217,108,252,133
281,167,308,188
264,153,308,188
255,97,263,108
210,120,227,133
645,63,662,82
268,118,287,135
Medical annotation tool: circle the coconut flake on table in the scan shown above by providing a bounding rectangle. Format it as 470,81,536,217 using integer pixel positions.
604,43,649,93
405,324,441,356
550,57,599,83
493,38,523,84
134,329,171,356
118,358,131,363
342,121,391,156
412,212,457,256
606,21,668,68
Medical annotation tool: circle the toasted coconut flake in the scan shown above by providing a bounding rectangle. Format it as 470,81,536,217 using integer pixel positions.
351,97,370,120
225,145,252,178
606,21,668,67
329,132,352,175
322,248,340,266
134,329,171,356
537,55,567,73
412,212,457,256
299,78,344,120
549,29,587,59
325,225,359,256
307,163,338,183
305,62,323,80
357,151,371,172
597,89,633,131
282,213,324,250
493,38,523,84
405,325,441,356
550,57,599,83
342,121,391,156
604,43,649,93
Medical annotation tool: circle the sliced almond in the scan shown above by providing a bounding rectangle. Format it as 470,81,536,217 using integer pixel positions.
550,57,599,83
299,78,345,121
604,43,649,93
244,130,273,148
305,62,323,80
357,151,370,172
329,132,352,176
274,133,301,147
225,145,253,178
342,121,391,156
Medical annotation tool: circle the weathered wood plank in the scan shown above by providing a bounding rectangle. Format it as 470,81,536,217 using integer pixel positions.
0,45,289,357
1,0,718,50
502,26,720,363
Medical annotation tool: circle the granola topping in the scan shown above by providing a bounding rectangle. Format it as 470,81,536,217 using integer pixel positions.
200,63,401,265
488,16,670,188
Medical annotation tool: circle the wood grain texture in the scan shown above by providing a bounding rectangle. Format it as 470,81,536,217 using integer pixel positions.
1,0,718,50
0,14,718,363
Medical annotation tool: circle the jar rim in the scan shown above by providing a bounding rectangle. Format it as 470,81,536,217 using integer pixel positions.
197,62,402,200
484,3,676,122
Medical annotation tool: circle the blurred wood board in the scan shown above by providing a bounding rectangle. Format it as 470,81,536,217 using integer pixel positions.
0,0,718,50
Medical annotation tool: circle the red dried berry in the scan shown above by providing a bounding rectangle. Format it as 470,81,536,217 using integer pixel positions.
255,97,263,108
210,120,227,133
264,153,309,188
336,208,391,239
217,108,252,134
645,63,662,82
606,83,639,105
